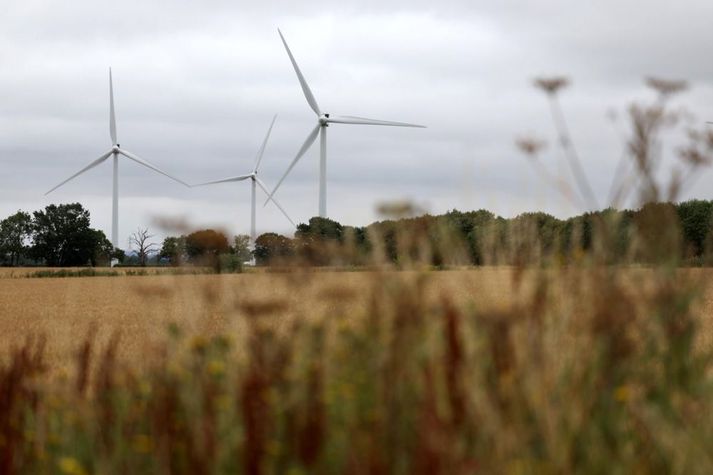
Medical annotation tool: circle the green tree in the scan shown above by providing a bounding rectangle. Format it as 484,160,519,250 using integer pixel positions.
342,225,371,264
367,220,399,263
294,217,345,265
90,229,115,266
0,211,32,266
443,209,497,264
160,236,186,266
111,247,126,264
232,234,253,262
295,217,344,241
30,203,106,266
633,202,681,264
676,199,713,258
510,212,561,260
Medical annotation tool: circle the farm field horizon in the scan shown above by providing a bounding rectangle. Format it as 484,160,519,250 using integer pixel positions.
0,267,515,366
3,266,713,370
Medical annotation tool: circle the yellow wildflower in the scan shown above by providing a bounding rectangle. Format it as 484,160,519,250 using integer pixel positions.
614,385,632,403
132,434,153,454
58,457,87,475
208,359,225,376
190,335,208,353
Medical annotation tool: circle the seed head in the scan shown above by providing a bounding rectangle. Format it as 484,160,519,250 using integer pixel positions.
679,147,712,167
645,77,688,98
515,137,547,156
534,77,570,95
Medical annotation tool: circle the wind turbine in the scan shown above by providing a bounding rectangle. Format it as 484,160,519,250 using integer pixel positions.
266,29,426,218
192,115,295,244
45,69,189,249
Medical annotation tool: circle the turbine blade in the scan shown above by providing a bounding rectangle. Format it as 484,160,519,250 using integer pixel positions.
191,174,253,187
45,150,114,195
109,68,117,145
256,177,296,227
118,149,190,187
263,123,320,206
328,115,426,128
254,114,277,173
278,29,321,116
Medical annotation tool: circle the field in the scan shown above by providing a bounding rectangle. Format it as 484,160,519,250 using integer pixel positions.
3,267,713,365
0,268,520,370
3,265,713,473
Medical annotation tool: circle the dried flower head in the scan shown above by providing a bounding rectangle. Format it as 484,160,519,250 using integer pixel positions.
678,148,711,167
152,215,192,234
515,137,547,156
705,129,713,151
534,77,570,95
679,128,713,168
645,77,688,98
376,200,423,219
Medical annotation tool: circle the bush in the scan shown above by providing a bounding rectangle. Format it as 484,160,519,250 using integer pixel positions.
217,253,244,273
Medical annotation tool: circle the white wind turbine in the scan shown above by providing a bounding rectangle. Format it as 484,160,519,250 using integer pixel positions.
192,115,295,244
46,69,189,249
265,29,426,218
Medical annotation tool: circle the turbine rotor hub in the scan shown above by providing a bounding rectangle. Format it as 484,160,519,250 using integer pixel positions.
319,113,330,126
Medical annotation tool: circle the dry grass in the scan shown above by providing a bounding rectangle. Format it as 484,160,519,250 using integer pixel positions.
2,267,713,371
2,264,713,473
0,268,513,368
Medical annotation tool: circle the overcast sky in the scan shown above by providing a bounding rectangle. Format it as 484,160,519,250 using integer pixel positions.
2,0,713,247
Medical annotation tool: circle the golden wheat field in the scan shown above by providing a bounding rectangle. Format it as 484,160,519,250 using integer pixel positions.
4,265,713,472
0,269,509,367
2,267,713,372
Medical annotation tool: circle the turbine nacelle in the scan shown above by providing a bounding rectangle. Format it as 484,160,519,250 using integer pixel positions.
319,113,331,126
112,145,121,153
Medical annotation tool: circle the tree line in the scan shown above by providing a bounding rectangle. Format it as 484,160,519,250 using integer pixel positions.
158,231,251,271
0,204,118,266
250,200,713,267
0,202,254,269
4,199,713,267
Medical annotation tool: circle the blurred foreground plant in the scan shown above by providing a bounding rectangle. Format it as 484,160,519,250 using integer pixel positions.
1,262,711,473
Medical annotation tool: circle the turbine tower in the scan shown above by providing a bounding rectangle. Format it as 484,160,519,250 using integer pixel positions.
192,115,295,244
46,69,189,249
266,29,425,218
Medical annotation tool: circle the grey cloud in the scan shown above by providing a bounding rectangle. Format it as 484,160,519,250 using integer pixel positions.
1,0,713,247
